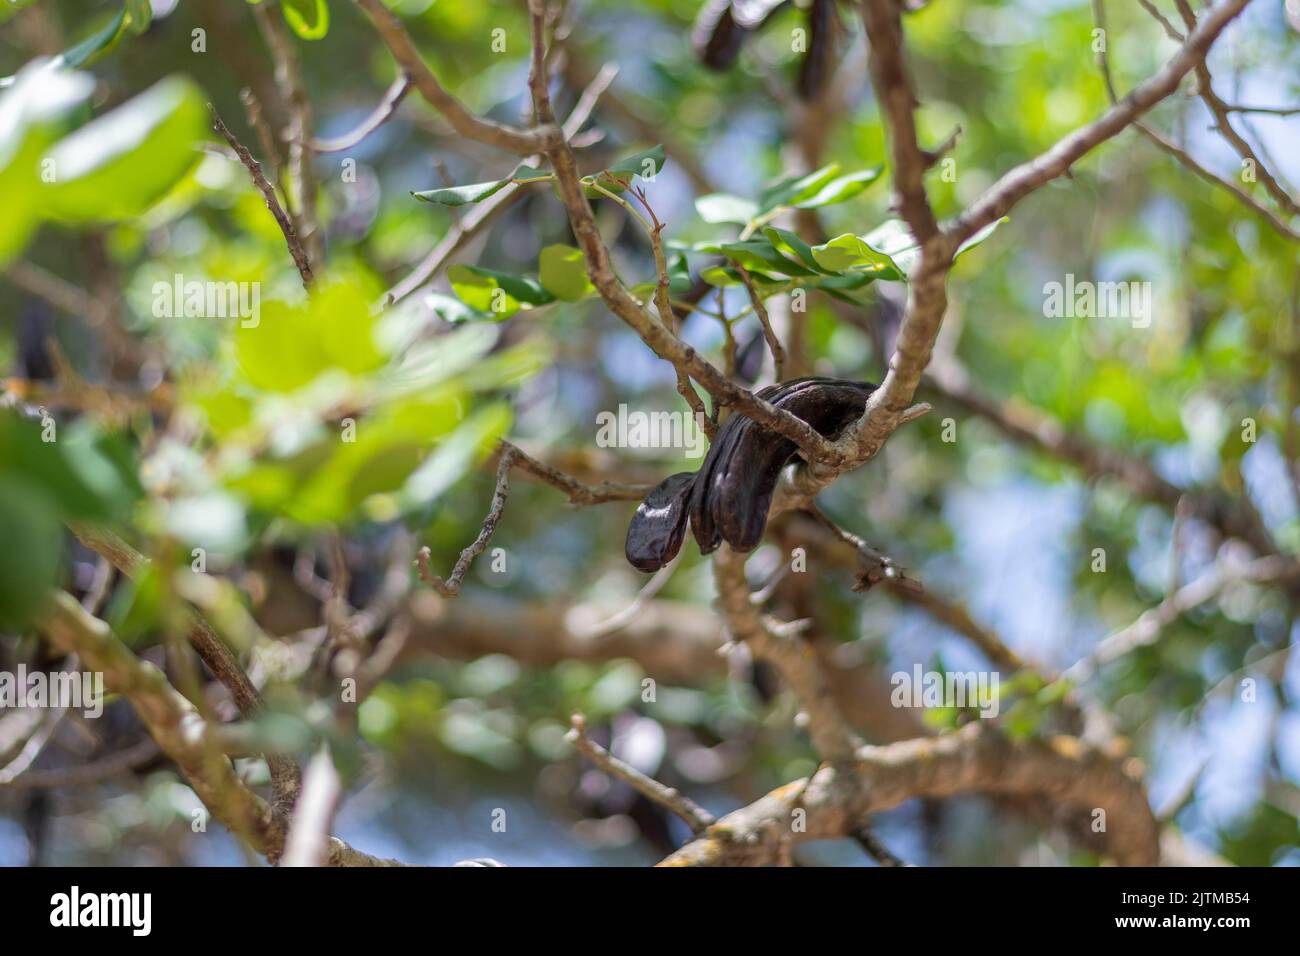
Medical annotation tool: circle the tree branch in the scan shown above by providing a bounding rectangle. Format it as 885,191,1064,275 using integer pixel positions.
309,74,412,153
952,0,1253,244
567,714,714,833
660,722,1160,866
353,0,546,154
38,591,405,867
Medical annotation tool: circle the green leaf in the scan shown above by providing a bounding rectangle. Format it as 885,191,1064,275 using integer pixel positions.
0,477,62,630
413,178,510,207
449,264,554,319
0,65,94,264
712,239,818,277
860,216,1007,279
700,265,740,288
700,265,789,289
860,219,921,275
241,387,466,524
761,227,825,272
462,338,554,390
413,162,550,207
399,403,511,511
124,0,153,35
584,144,665,195
953,216,1008,260
282,0,330,40
235,280,387,392
424,291,489,324
758,163,840,213
381,324,499,396
538,244,594,301
696,193,758,225
59,7,128,70
44,75,208,223
0,411,140,524
791,166,882,208
104,562,161,644
604,144,666,182
811,233,901,277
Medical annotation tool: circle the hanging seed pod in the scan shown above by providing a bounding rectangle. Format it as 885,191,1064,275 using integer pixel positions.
691,377,875,554
625,471,697,571
624,377,877,571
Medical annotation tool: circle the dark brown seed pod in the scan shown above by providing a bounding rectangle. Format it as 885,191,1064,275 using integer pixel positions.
692,0,788,70
691,377,875,554
625,472,697,572
797,0,841,101
624,377,877,571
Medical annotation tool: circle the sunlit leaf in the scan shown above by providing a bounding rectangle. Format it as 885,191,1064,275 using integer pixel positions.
696,193,758,225
413,178,510,207
449,264,554,319
424,291,489,324
811,233,901,277
44,76,208,223
398,403,511,510
538,244,594,301
0,65,94,263
862,216,1007,278
235,280,387,392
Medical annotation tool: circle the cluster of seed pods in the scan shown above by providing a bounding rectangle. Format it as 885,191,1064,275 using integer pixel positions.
625,377,878,571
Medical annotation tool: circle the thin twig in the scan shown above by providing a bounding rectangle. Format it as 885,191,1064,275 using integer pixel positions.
1061,554,1299,684
354,0,545,154
416,447,518,597
853,827,911,867
1094,0,1300,242
566,714,714,833
0,737,161,790
503,440,653,505
571,551,683,639
310,75,412,152
527,3,846,467
383,63,617,307
1170,0,1300,220
737,266,786,381
1137,0,1186,41
253,1,322,263
209,104,315,290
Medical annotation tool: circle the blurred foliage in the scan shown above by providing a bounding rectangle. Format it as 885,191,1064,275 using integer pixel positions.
1,0,1298,867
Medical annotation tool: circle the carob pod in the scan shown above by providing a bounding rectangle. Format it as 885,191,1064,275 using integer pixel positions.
692,0,787,70
624,377,877,571
691,377,875,554
625,471,697,572
692,0,840,101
